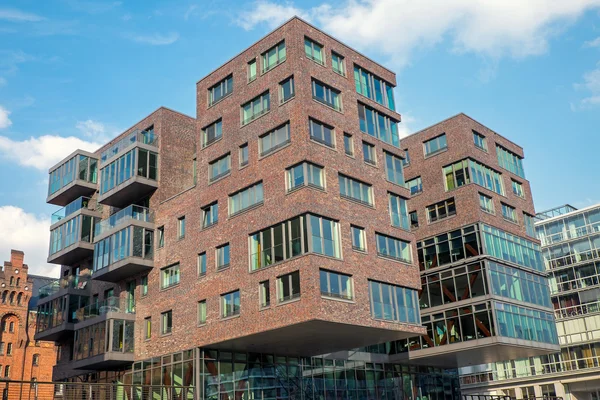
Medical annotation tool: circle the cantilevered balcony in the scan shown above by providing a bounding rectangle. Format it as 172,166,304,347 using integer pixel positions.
71,297,135,370
48,197,101,265
97,129,158,208
47,150,98,206
35,294,87,341
38,274,91,304
94,204,153,239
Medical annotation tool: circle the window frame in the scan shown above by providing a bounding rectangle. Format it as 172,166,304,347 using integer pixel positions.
389,192,410,231
208,75,233,107
473,131,487,151
362,141,376,165
479,193,495,214
259,122,291,157
501,202,518,223
309,118,336,148
216,243,230,271
512,179,525,198
426,198,457,223
423,134,448,157
177,216,185,240
320,269,353,300
208,153,231,183
197,300,207,325
277,271,301,303
279,76,295,104
304,37,325,65
343,133,354,156
311,79,342,111
161,263,180,290
351,225,367,252
406,176,423,195
220,290,240,318
375,233,412,264
247,58,257,82
202,119,223,148
338,173,374,206
261,40,286,73
144,317,151,340
229,181,264,216
331,52,346,76
259,280,270,309
239,143,249,168
241,91,271,125
160,310,172,335
384,151,405,186
202,202,218,229
197,252,207,277
286,161,325,192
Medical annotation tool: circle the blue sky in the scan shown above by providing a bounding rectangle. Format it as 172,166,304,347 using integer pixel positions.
1,0,600,275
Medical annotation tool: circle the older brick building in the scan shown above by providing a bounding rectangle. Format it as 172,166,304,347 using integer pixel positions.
36,17,558,399
0,250,56,399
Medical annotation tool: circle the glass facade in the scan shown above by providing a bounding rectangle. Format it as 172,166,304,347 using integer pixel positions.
48,154,98,195
489,261,552,308
443,158,504,195
354,65,396,110
495,302,558,344
49,214,96,255
100,148,158,195
93,226,154,272
419,262,487,309
536,205,600,246
496,145,525,178
358,103,400,148
417,224,482,271
73,318,134,362
369,280,420,324
481,224,544,272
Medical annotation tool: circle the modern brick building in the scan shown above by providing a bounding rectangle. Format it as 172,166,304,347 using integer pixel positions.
461,203,600,400
35,17,559,399
0,250,57,399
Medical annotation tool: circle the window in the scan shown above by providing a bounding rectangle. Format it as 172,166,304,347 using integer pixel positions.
343,133,353,156
320,270,353,300
209,154,231,182
32,354,39,366
358,103,400,147
216,243,230,270
6,343,12,356
512,179,525,198
157,226,164,248
202,202,218,228
177,216,185,239
473,131,487,151
202,119,222,148
444,158,505,195
479,193,494,214
309,214,341,258
339,174,373,206
385,152,405,186
208,75,233,106
279,76,295,104
242,91,270,125
312,79,341,111
4,365,9,378
376,233,412,263
144,317,151,340
497,145,525,178
501,203,517,223
423,134,447,156
409,211,419,229
161,310,172,335
304,37,324,64
278,271,301,302
354,65,396,110
161,263,180,289
198,252,207,276
141,275,148,296
368,280,420,324
482,224,543,272
197,300,207,325
524,213,536,238
247,59,257,82
239,143,248,167
351,226,367,252
427,198,456,223
262,41,286,72
389,193,410,230
406,176,423,195
259,281,270,308
229,182,264,215
363,142,376,165
0,342,3,355
287,162,324,191
309,119,335,148
331,52,345,75
221,290,240,317
259,122,290,156
403,149,410,166
8,322,14,333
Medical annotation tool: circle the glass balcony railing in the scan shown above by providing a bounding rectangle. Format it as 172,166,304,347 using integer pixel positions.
550,274,600,295
51,197,97,225
545,248,600,270
76,296,135,322
48,154,98,197
38,274,91,299
100,128,156,163
541,221,600,246
95,205,153,237
554,299,600,319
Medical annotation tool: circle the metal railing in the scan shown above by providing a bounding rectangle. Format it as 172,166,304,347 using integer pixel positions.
0,380,194,400
39,274,91,299
77,296,135,321
51,197,97,224
545,248,600,270
95,205,153,237
101,129,157,163
541,221,600,246
554,299,600,319
550,274,599,294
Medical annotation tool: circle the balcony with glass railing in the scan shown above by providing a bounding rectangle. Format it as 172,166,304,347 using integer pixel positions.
545,249,600,271
540,221,600,246
35,294,84,341
76,296,135,322
554,299,600,320
94,205,153,239
100,128,157,164
38,274,91,303
47,150,98,206
51,196,98,225
48,204,100,265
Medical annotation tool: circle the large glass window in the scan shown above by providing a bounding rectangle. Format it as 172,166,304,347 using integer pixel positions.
309,214,341,258
354,65,395,110
358,103,399,147
368,280,419,324
229,182,264,216
209,154,231,182
420,262,487,309
495,302,558,344
406,176,423,195
417,225,482,271
262,41,286,73
512,179,525,198
242,92,270,125
427,198,456,223
161,263,180,289
479,193,494,214
331,52,345,75
259,123,290,156
481,224,544,272
363,142,376,165
208,75,233,106
287,162,324,191
312,79,341,111
443,158,504,195
389,193,409,230
489,261,551,308
216,243,230,270
497,145,525,178
423,134,447,157
304,37,324,65
202,119,222,148
376,233,411,263
339,174,373,206
501,203,518,223
279,76,295,103
221,290,240,317
100,148,158,195
320,270,353,300
93,226,153,272
524,213,536,238
202,202,218,228
49,154,98,196
385,152,405,186
278,271,301,302
473,131,487,151
309,119,335,148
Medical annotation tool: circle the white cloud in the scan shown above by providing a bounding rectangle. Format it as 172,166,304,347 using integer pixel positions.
0,134,101,170
127,32,179,46
0,106,11,129
238,0,600,66
0,206,57,277
574,62,600,109
397,112,415,139
76,119,105,137
584,37,600,48
184,5,198,21
0,77,6,87
0,8,45,22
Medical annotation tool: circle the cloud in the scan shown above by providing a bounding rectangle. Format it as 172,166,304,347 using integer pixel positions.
0,206,58,277
574,61,600,109
126,32,179,46
238,0,600,67
184,5,198,21
0,106,11,129
584,37,600,48
0,77,6,87
0,8,45,22
0,134,101,170
76,119,105,137
397,112,415,139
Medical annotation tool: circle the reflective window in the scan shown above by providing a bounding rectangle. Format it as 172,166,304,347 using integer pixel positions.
331,52,345,75
354,65,395,110
161,310,172,335
420,262,487,309
247,59,257,82
497,145,525,178
241,91,270,125
480,193,494,214
202,202,218,228
343,133,353,156
385,151,404,186
358,103,399,147
320,270,353,300
417,225,482,271
351,226,366,252
259,123,290,156
304,37,324,64
262,41,286,72
259,281,270,308
524,213,536,238
216,243,230,270
197,300,207,325
309,119,335,148
495,302,558,344
501,203,518,223
363,142,376,165
177,216,185,239
423,134,447,157
239,143,248,167
473,131,487,151
406,176,423,195
229,181,263,216
202,119,222,148
444,158,504,195
208,75,233,106
489,261,551,308
278,271,301,302
279,76,295,103
339,174,373,206
312,79,341,111
287,162,324,191
376,233,411,263
369,280,419,324
512,179,525,198
161,263,180,289
427,198,456,223
197,252,207,277
482,224,544,272
221,290,240,317
389,193,409,230
209,154,231,182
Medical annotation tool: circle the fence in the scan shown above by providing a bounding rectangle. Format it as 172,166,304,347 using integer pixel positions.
0,381,195,400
